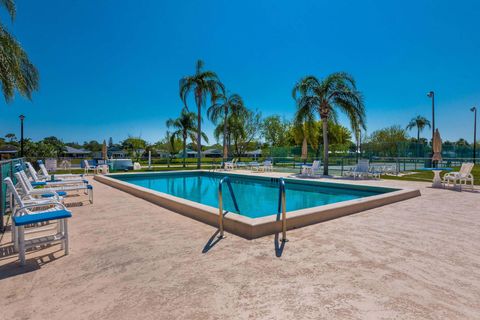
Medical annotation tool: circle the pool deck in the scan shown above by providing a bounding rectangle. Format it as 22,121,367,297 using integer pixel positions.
1,172,479,319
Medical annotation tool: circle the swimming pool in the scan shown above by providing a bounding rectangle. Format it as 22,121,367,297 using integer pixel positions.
95,171,420,239
112,171,388,218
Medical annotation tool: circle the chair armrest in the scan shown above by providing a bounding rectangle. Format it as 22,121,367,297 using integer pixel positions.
15,201,67,216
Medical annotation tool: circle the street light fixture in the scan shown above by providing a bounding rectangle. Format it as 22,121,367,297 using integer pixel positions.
471,107,477,163
19,114,25,157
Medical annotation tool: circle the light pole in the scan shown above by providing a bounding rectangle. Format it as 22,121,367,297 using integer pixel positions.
471,107,477,163
19,115,25,157
427,91,435,142
427,91,435,167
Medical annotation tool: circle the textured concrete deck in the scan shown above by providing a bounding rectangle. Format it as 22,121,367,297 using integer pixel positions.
1,173,479,319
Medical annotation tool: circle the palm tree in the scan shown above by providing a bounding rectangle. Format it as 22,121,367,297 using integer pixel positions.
179,60,224,168
292,73,366,175
207,92,245,161
406,115,431,157
167,108,208,167
0,0,39,102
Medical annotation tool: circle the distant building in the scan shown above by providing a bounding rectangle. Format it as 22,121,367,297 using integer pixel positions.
203,148,222,158
176,149,198,158
0,145,18,160
63,146,91,158
245,149,262,158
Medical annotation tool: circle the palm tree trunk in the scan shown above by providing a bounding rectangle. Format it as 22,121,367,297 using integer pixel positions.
183,133,186,168
197,105,201,169
322,119,329,176
223,107,228,162
417,128,420,158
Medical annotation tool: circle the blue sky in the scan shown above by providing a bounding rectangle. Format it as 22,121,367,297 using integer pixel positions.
1,0,480,144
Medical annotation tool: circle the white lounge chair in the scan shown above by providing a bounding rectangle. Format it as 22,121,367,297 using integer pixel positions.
37,160,84,180
25,162,86,186
443,163,474,190
5,176,71,264
350,159,372,180
301,160,321,177
16,171,93,203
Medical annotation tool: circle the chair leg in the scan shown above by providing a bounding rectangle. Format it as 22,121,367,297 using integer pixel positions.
18,226,25,266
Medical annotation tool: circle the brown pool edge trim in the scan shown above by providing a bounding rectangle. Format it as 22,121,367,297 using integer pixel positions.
94,173,421,240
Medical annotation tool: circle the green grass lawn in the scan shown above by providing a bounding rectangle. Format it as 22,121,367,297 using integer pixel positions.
382,166,480,185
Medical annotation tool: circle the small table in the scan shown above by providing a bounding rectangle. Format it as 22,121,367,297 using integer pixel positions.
420,167,452,188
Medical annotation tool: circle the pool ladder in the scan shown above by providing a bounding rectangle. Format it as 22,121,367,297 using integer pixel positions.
217,176,239,238
217,176,288,242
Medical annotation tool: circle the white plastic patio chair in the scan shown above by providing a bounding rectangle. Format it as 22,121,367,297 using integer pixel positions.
261,160,273,172
83,160,99,174
301,160,321,177
443,163,474,190
26,162,86,186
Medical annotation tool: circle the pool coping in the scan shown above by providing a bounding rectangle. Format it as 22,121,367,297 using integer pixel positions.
94,171,421,239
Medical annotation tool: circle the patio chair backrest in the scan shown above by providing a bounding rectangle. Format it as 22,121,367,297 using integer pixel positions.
15,171,34,193
356,159,370,172
459,163,474,178
311,160,320,170
264,160,272,166
4,177,25,208
26,162,40,182
39,163,50,177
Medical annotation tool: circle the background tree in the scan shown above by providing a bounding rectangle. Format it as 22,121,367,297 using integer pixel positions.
82,140,102,152
167,108,208,167
293,72,365,175
41,136,65,155
262,115,290,147
406,115,431,157
5,133,16,143
180,60,224,168
364,125,409,157
121,137,147,161
0,0,39,102
208,92,245,161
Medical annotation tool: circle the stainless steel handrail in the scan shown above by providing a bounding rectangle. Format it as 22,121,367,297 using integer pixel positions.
218,176,239,239
277,178,288,242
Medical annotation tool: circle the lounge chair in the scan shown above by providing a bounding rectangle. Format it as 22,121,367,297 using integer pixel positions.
25,162,87,186
37,160,84,180
16,171,93,203
349,159,372,180
443,163,474,190
301,160,321,177
5,176,71,265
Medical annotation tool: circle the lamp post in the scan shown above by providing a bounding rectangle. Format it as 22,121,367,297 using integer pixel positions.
426,91,435,167
471,107,477,163
19,115,25,157
427,91,435,142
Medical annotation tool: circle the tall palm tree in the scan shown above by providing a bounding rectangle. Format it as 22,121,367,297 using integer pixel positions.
179,60,224,168
406,115,431,157
207,92,245,161
0,0,39,102
167,108,208,167
293,72,366,175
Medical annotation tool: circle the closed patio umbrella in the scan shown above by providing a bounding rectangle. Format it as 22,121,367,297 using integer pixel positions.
432,129,442,163
102,140,108,160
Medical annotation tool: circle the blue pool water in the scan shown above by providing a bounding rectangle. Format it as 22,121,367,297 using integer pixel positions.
113,172,392,218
